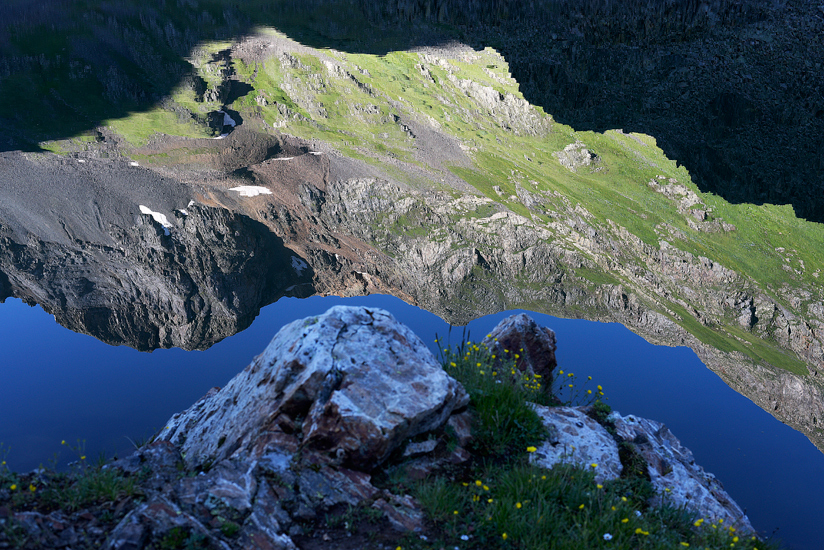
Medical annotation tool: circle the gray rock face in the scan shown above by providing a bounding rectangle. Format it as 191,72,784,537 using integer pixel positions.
610,412,751,530
528,405,753,532
0,200,309,351
158,306,469,470
529,406,623,484
554,141,599,172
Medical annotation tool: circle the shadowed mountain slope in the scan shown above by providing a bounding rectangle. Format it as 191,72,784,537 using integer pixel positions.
0,0,821,219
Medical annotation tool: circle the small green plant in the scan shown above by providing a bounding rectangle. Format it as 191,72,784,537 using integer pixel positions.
325,504,385,534
553,368,606,407
437,338,548,460
218,518,241,537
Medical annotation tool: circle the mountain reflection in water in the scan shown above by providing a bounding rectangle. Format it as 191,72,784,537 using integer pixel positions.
0,293,820,550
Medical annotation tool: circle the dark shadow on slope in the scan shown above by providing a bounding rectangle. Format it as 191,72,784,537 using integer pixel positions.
1,0,821,221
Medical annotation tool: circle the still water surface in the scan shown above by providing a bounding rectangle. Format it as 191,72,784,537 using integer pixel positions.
0,294,820,549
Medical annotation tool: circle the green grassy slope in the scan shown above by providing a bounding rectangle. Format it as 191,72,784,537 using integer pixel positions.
40,29,824,377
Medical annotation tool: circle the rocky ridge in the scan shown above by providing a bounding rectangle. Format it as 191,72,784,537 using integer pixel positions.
0,190,313,351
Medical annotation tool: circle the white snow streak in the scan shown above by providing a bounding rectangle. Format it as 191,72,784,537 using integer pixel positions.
229,186,272,197
139,205,172,236
291,256,309,276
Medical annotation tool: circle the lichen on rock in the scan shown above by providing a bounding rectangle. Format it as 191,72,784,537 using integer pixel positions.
158,305,469,470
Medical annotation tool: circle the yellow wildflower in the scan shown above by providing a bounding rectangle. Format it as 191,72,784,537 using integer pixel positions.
502,533,507,540
516,502,522,509
527,446,537,452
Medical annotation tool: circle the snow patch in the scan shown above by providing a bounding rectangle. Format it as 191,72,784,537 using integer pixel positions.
77,159,86,163
229,186,272,197
139,205,172,236
291,256,309,276
178,209,189,216
275,157,293,161
309,151,323,155
129,161,139,167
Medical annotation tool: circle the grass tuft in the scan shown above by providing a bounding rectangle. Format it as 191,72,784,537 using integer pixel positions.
402,342,780,550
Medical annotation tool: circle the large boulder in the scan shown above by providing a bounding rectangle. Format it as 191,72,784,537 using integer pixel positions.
481,312,557,380
158,306,469,470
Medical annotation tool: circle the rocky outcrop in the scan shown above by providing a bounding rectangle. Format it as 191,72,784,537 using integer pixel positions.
158,306,469,470
481,312,558,380
530,406,753,532
530,406,623,483
0,309,760,549
554,141,599,173
610,412,751,529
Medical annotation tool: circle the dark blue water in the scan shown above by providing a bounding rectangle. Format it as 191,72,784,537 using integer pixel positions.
0,294,820,549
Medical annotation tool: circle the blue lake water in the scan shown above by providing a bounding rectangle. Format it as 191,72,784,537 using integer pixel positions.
0,293,821,549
